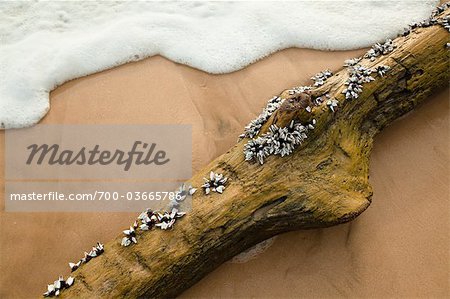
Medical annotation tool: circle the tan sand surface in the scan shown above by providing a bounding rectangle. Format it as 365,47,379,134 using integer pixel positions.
0,48,448,298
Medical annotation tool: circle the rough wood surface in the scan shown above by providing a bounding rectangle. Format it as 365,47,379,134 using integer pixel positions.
61,11,449,299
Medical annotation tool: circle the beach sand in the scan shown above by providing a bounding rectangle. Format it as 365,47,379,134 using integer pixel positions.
0,48,448,298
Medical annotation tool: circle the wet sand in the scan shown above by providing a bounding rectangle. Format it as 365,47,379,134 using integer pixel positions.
0,48,448,298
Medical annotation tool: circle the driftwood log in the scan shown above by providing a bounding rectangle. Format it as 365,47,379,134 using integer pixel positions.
62,9,449,299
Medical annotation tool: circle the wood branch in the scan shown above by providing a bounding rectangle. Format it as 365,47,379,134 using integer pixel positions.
61,9,449,299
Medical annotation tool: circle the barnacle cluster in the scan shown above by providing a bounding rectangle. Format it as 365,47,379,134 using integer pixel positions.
432,2,450,32
169,183,196,209
352,65,375,83
342,65,374,100
156,209,186,229
140,208,186,230
408,17,439,31
441,15,450,32
401,2,449,36
342,76,363,100
341,63,390,100
43,276,74,297
69,242,104,272
359,2,449,67
121,207,186,246
239,96,284,139
433,2,450,16
44,244,101,295
244,119,315,165
243,137,270,164
239,86,315,139
239,70,335,165
341,15,421,101
375,65,390,77
119,183,194,247
121,222,138,246
343,58,362,67
311,69,333,87
287,85,312,96
313,93,330,105
202,171,228,194
138,208,159,230
364,39,396,61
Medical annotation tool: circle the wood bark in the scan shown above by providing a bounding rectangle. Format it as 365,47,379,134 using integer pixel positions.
61,10,449,299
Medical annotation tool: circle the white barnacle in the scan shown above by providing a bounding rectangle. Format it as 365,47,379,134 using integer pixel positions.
201,171,228,194
243,136,271,164
341,63,376,100
326,99,339,112
311,69,333,87
121,225,137,246
374,65,390,77
43,275,75,297
69,241,105,272
54,276,64,290
156,221,170,230
287,85,312,95
342,76,363,100
123,226,135,236
239,96,284,139
43,284,55,297
401,27,411,37
344,57,361,67
350,65,374,83
88,249,97,258
409,21,419,29
313,96,323,105
169,183,195,209
121,237,131,247
216,185,224,193
440,15,450,32
152,208,185,230
138,208,152,221
176,183,194,201
137,208,159,231
189,186,197,195
140,223,150,231
95,242,104,254
244,119,314,164
239,87,313,140
66,277,74,288
68,261,81,272
170,208,186,219
364,39,396,61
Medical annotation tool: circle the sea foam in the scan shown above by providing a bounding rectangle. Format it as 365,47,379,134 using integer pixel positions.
0,1,438,128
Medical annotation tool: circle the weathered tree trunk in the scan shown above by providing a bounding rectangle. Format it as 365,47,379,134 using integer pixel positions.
62,10,449,299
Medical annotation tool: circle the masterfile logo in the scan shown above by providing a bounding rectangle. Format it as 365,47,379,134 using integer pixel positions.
26,141,170,171
5,125,192,212
6,124,191,179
